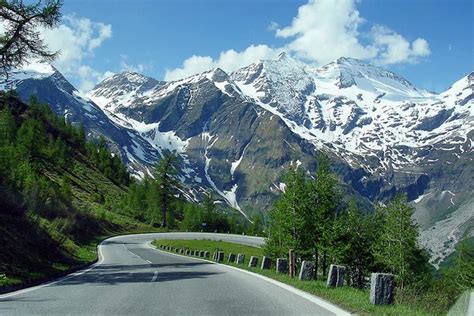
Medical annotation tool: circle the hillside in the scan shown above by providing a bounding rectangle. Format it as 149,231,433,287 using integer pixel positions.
0,92,153,289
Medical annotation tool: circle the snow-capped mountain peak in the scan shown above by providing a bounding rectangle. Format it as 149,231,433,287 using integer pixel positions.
231,52,315,122
310,57,431,100
87,71,163,111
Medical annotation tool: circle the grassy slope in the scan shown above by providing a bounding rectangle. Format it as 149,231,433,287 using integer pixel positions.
0,147,157,287
0,94,159,288
153,239,436,316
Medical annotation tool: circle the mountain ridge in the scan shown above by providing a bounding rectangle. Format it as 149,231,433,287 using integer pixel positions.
5,55,473,267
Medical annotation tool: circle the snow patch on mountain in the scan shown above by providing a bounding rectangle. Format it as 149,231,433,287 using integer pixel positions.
232,54,473,173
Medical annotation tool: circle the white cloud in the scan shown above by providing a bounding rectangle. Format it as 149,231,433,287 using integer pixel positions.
412,38,430,56
267,21,280,31
276,0,377,64
370,26,431,65
165,55,215,81
164,45,281,81
38,15,113,92
165,0,431,81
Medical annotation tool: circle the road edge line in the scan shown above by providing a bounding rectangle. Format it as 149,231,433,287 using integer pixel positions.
145,242,353,316
0,241,105,299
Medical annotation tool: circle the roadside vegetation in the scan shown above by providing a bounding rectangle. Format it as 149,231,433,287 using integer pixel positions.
152,239,263,265
263,154,473,314
0,92,160,288
112,177,265,235
152,154,472,315
0,91,262,290
153,239,430,315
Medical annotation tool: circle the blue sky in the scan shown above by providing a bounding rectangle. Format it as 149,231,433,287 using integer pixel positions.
44,0,472,92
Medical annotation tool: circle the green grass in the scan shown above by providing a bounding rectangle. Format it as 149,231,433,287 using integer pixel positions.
0,227,166,288
1,153,165,288
152,239,263,265
153,239,435,316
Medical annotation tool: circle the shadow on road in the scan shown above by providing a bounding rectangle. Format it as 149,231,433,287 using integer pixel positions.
48,262,222,286
92,262,213,270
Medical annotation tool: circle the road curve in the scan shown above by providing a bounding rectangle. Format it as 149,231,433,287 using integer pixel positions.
0,232,351,315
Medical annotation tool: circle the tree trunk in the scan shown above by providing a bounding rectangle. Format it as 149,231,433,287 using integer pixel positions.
314,248,319,280
161,194,168,228
322,251,327,277
161,191,167,228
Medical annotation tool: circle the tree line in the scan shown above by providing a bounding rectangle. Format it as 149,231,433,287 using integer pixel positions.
109,151,265,235
0,92,130,219
264,154,473,311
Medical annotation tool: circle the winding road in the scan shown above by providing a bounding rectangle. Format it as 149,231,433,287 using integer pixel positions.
0,233,351,315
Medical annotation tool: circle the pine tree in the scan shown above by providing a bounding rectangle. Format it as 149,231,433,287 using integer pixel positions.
329,199,379,288
312,153,342,276
52,136,68,167
78,122,86,145
154,152,181,228
265,153,342,277
265,167,314,258
0,105,16,145
201,190,215,230
248,214,264,236
0,0,62,78
16,118,48,162
450,238,474,290
373,194,429,290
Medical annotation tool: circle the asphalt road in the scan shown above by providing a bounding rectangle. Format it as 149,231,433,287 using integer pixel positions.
0,232,351,315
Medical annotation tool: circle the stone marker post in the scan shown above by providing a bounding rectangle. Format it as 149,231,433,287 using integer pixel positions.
261,256,271,269
299,261,315,281
236,253,245,264
326,264,346,288
228,253,236,263
217,251,224,262
289,249,296,278
370,273,394,305
248,256,258,267
276,258,288,274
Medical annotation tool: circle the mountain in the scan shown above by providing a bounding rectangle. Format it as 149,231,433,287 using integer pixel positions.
3,66,161,177
5,56,473,266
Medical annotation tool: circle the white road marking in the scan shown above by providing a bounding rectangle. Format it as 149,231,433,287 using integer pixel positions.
0,232,350,316
146,260,152,264
0,242,105,299
151,271,158,282
145,242,353,316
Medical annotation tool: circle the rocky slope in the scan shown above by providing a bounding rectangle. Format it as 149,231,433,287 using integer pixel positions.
4,56,473,266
